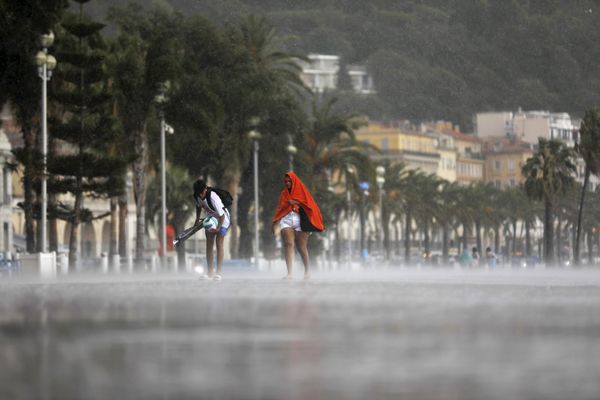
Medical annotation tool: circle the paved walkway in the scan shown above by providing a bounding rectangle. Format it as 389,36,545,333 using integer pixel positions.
1,269,599,399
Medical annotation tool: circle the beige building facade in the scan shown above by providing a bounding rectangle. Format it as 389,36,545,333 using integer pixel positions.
481,137,533,189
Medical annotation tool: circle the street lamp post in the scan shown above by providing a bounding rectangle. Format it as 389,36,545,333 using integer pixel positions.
35,31,57,253
346,165,355,266
359,181,370,260
376,165,386,261
286,134,297,172
248,124,262,269
154,82,172,268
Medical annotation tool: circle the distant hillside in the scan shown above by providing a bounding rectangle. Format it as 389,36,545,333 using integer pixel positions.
86,0,600,130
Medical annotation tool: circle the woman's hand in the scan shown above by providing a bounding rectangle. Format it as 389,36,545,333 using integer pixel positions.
288,199,299,206
271,221,278,235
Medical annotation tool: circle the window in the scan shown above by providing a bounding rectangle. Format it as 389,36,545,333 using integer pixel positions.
508,159,515,171
381,138,389,151
509,179,516,187
495,180,501,189
494,160,501,170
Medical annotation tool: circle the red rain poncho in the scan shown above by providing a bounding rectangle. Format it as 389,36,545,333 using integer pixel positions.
272,172,324,232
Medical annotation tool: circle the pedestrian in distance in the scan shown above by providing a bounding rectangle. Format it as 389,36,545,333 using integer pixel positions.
486,246,497,269
193,179,231,281
458,247,473,268
472,246,480,267
272,172,324,280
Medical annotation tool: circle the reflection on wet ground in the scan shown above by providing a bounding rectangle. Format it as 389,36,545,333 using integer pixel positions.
1,269,600,400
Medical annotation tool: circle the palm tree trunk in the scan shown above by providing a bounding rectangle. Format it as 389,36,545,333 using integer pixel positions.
133,125,149,268
442,224,449,264
544,198,555,264
49,193,58,252
237,164,253,259
423,220,430,254
587,228,594,265
494,225,500,257
118,193,128,258
574,167,590,265
525,219,531,257
475,219,482,257
394,222,400,257
404,209,411,263
359,197,366,258
68,190,82,270
23,123,37,253
382,203,390,260
512,220,517,256
224,169,241,258
556,216,562,262
109,197,118,258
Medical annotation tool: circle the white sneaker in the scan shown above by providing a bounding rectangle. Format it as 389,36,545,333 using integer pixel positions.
198,274,210,280
212,274,222,281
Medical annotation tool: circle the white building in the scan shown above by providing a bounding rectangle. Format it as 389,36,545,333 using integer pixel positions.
300,54,375,94
475,110,576,147
474,112,513,138
513,111,576,147
347,64,375,94
299,54,339,93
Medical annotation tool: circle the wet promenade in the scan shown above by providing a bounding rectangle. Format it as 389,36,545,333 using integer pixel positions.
1,268,600,399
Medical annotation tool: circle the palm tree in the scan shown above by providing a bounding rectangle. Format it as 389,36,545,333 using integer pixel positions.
436,181,461,263
146,165,196,265
574,109,600,265
222,15,310,258
301,96,369,191
379,161,408,260
398,169,432,263
522,138,576,264
108,5,182,267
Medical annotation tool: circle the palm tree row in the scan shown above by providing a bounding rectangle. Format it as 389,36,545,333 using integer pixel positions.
6,2,600,268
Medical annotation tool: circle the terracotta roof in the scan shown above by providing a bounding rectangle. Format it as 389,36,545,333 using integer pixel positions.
439,128,481,143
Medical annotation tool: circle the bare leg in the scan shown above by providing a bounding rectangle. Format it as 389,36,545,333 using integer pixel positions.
205,231,215,276
281,228,295,278
216,233,225,275
295,231,311,279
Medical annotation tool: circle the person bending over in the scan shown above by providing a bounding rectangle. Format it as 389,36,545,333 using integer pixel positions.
193,179,230,280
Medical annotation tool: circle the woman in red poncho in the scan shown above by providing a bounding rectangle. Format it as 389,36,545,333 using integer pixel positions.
272,172,324,279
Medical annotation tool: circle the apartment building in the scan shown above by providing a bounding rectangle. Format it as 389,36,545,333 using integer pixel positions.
475,110,577,147
347,64,375,94
356,122,440,176
481,137,534,189
300,54,375,94
299,54,339,93
424,122,484,185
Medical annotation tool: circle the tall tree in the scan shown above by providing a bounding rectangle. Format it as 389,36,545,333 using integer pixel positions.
50,0,126,268
108,4,182,267
574,109,600,265
522,138,576,264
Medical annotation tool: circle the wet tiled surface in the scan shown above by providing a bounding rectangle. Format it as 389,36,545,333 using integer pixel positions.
1,269,599,400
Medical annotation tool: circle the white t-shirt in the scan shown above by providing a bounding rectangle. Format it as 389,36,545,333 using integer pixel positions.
195,191,230,228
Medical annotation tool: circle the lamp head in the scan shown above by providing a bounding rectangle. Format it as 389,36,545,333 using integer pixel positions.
35,51,47,67
46,55,57,70
40,31,55,48
286,144,297,155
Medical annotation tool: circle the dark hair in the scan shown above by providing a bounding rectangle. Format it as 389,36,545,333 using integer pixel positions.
193,179,207,196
